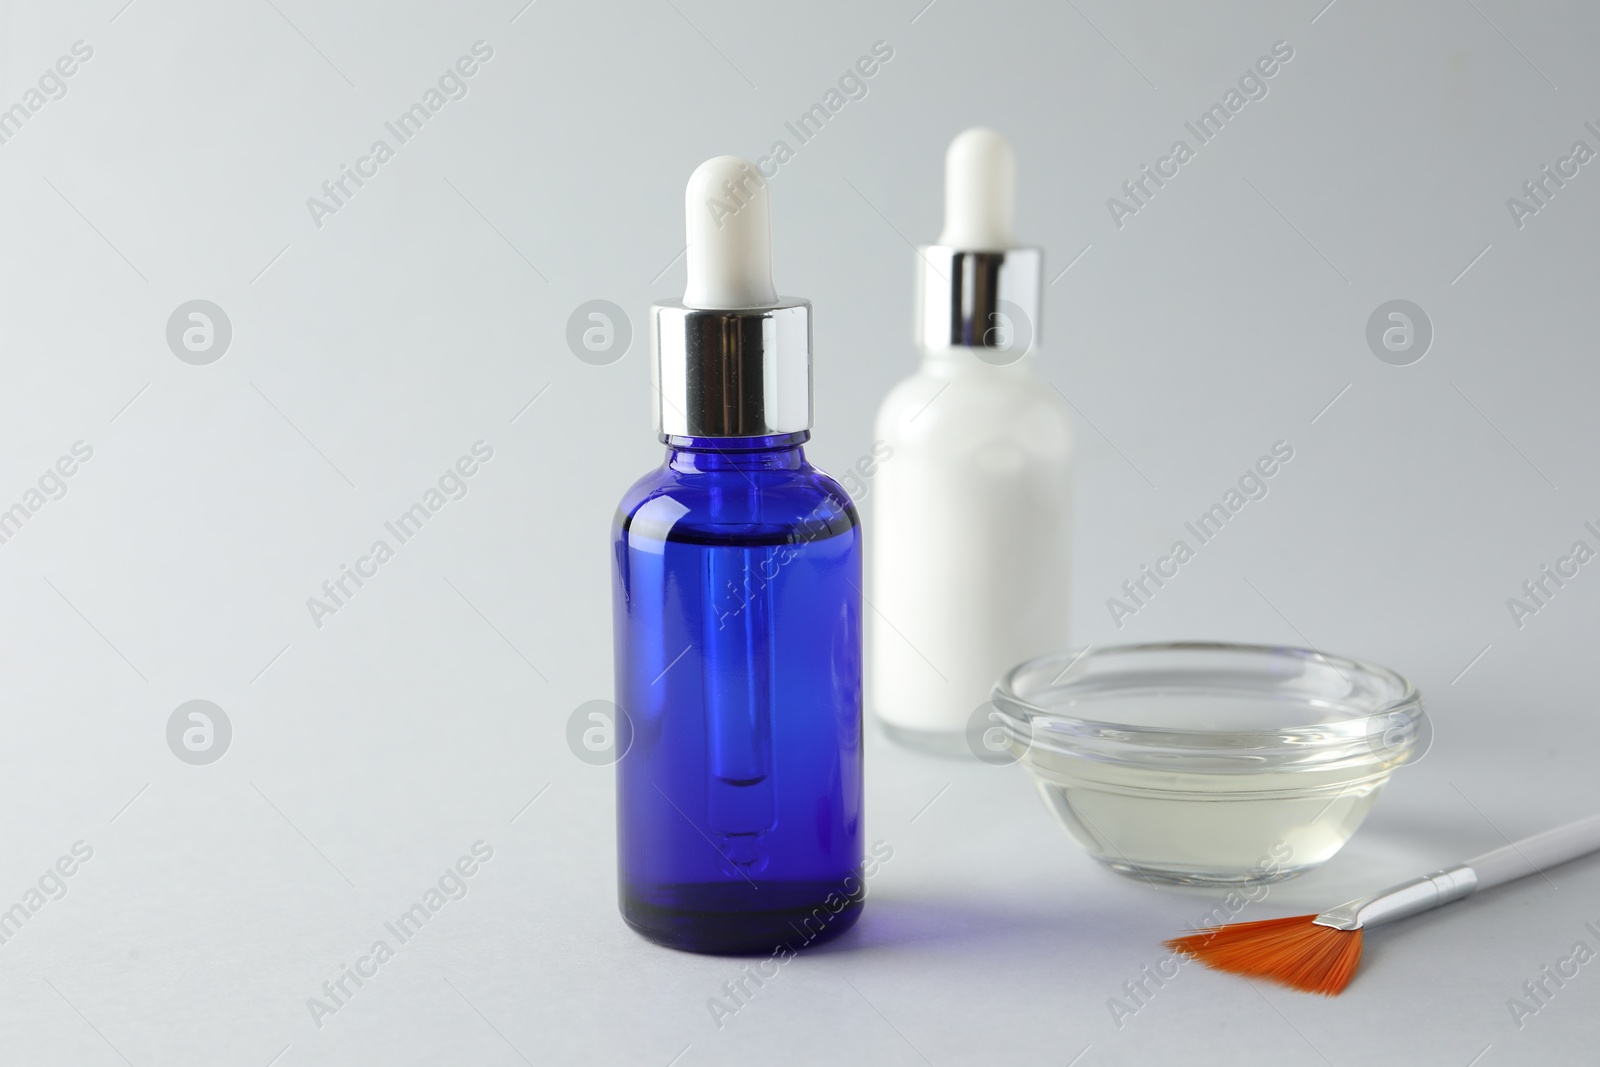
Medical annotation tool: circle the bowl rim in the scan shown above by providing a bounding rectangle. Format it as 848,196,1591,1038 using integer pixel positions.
990,641,1424,764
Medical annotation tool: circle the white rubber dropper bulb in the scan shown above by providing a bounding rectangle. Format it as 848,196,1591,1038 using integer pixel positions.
683,155,779,309
937,127,1017,250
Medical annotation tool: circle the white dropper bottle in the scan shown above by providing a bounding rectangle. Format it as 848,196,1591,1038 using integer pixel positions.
869,128,1074,756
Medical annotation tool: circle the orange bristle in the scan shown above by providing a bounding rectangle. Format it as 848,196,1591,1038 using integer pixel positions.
1164,914,1364,996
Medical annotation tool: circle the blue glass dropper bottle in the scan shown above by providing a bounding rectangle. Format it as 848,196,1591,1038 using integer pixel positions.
611,156,864,954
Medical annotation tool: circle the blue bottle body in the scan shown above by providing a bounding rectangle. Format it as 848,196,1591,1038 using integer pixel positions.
612,432,864,953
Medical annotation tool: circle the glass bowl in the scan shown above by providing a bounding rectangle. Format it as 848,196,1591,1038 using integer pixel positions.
990,642,1425,886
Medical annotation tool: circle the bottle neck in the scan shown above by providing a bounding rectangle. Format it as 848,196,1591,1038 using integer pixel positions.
919,345,1040,378
664,431,809,473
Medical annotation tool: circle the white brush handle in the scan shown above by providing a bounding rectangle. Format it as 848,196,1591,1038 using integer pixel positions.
1316,811,1600,931
1467,812,1600,891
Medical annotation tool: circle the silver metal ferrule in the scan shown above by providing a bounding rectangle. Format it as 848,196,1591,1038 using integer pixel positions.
651,298,812,438
1312,864,1479,931
914,246,1042,353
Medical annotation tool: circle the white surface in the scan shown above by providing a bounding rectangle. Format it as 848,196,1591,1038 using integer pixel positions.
3,0,1600,1064
682,155,779,310
937,127,1017,249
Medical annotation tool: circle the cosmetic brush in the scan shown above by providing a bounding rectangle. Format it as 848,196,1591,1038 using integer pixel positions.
1165,811,1600,995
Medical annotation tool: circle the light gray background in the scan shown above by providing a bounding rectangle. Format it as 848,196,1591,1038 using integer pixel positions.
2,0,1598,1064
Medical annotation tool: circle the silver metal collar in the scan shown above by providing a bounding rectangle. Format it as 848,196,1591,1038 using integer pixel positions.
914,246,1042,355
1312,864,1479,931
651,298,812,438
